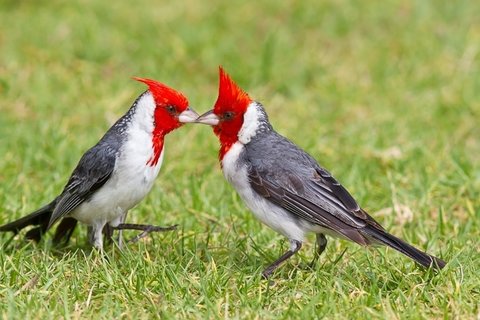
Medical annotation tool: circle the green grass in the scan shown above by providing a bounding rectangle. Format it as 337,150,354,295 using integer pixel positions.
0,0,479,318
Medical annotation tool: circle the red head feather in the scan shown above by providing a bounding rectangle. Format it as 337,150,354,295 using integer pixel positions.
133,77,189,166
133,77,189,111
214,67,251,115
212,67,253,159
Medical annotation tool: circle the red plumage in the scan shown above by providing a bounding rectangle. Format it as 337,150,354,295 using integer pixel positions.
134,77,190,166
133,77,189,111
212,67,252,159
214,67,251,115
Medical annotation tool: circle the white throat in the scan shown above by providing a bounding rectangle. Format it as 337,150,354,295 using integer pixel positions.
121,92,160,167
130,92,156,133
238,102,263,144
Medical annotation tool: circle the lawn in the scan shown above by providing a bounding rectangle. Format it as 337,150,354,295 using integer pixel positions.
0,0,479,319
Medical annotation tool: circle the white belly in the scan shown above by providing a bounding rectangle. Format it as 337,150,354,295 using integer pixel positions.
222,142,306,242
72,137,163,226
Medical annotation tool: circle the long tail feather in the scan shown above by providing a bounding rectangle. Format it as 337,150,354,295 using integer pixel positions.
363,227,446,269
0,202,55,242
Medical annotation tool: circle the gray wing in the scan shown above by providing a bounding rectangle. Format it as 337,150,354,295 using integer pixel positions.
246,132,383,244
48,144,117,228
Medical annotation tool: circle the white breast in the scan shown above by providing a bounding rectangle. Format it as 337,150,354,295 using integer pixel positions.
72,93,162,226
222,142,306,242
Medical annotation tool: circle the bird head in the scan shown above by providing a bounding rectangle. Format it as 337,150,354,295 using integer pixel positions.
133,77,198,134
133,77,198,167
195,67,259,158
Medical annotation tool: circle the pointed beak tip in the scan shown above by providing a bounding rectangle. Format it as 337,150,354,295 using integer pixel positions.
195,110,220,126
178,107,200,123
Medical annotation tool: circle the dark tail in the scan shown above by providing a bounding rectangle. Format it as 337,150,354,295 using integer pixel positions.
363,227,446,269
0,201,77,244
0,202,55,241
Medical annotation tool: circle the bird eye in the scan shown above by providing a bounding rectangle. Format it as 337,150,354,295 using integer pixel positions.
223,111,235,120
166,105,176,114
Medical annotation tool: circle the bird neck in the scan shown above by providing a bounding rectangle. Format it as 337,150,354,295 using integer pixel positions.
217,102,272,161
125,92,167,167
217,134,238,161
147,130,165,166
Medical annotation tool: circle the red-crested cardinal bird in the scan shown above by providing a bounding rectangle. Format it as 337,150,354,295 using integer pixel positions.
190,67,446,278
0,78,198,250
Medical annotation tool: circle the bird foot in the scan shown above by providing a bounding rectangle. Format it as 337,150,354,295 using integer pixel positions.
112,223,178,243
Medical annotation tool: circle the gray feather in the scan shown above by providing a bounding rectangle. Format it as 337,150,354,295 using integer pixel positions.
244,105,379,244
47,91,149,229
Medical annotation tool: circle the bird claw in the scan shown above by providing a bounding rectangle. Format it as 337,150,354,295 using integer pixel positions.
261,265,277,279
128,224,178,243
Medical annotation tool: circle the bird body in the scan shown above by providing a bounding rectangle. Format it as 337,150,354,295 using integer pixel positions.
193,67,446,277
70,93,164,226
221,137,309,246
0,79,198,249
61,91,166,247
220,103,370,248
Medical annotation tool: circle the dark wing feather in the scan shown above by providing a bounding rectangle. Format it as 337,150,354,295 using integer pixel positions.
245,130,385,245
314,167,360,212
248,167,369,245
47,144,116,229
312,167,385,229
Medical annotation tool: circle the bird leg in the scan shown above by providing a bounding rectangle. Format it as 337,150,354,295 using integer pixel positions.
309,233,328,267
112,223,178,243
102,224,114,245
87,225,105,251
262,240,302,279
115,213,127,250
